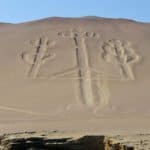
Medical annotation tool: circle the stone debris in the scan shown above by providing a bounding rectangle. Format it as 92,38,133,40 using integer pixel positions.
0,131,137,150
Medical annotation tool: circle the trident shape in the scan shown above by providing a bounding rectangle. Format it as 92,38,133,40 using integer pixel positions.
20,34,140,110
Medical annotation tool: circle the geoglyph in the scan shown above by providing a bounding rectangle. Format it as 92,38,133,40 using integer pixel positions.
21,29,140,109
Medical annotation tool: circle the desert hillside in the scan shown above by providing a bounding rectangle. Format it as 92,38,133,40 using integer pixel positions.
0,17,149,134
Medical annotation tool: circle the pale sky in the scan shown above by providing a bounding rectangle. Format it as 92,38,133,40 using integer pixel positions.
0,0,150,23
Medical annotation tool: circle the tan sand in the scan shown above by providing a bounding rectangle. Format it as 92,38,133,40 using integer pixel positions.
0,17,149,134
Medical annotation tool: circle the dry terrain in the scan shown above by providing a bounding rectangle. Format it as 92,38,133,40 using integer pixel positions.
0,17,150,149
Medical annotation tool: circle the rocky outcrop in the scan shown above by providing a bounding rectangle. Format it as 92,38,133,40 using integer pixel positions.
0,132,135,150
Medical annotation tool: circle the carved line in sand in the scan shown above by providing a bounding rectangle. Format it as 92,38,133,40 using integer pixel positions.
21,37,56,78
58,29,110,108
102,39,140,80
0,105,47,116
58,30,100,39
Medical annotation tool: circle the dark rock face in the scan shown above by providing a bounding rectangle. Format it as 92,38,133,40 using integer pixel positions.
0,134,134,150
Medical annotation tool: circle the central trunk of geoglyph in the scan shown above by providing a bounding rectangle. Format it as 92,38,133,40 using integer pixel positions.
73,34,109,108
74,36,94,107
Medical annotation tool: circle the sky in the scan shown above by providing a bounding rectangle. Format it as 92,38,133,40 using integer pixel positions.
0,0,150,23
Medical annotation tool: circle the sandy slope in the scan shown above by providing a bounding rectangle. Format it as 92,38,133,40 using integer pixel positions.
0,17,150,134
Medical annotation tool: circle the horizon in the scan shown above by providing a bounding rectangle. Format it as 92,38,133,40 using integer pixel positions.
1,16,149,24
0,0,150,23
